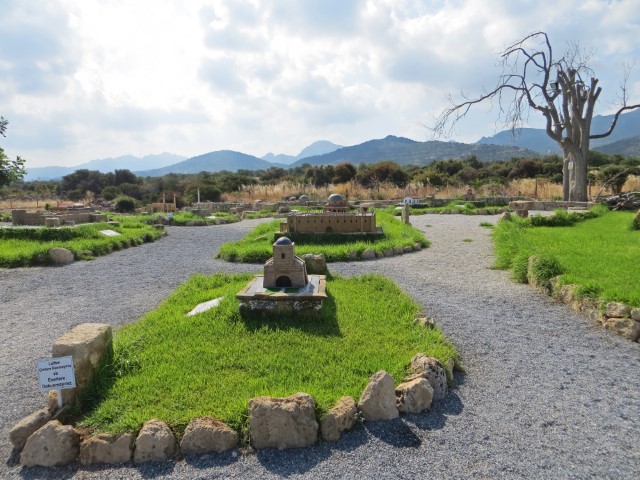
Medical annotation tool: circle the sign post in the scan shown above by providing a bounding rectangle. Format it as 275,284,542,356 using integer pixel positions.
37,356,76,409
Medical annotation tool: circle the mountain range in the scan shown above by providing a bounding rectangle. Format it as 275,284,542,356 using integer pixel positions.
24,153,186,181
476,109,640,154
260,140,343,165
22,110,640,180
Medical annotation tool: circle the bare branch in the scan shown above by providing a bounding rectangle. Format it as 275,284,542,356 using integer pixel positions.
429,83,527,137
590,103,640,139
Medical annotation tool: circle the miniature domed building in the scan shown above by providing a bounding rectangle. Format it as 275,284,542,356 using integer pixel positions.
263,237,309,288
324,193,349,213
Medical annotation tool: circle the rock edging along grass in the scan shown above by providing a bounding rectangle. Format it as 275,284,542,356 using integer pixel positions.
549,279,640,343
387,206,509,216
12,361,456,467
216,211,429,263
0,221,166,268
492,207,639,341
510,253,640,343
10,273,461,468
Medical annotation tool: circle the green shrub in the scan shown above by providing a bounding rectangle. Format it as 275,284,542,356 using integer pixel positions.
632,211,640,231
574,283,603,300
510,252,531,283
527,254,564,287
101,186,120,201
114,195,136,213
526,205,607,228
0,225,87,241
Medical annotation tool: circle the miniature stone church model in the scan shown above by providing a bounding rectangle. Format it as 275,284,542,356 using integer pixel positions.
263,237,308,288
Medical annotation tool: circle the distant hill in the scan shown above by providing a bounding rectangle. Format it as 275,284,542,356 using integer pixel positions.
476,109,640,154
25,153,186,181
261,140,343,165
261,152,297,164
477,128,561,154
290,135,539,168
136,150,281,177
593,134,640,157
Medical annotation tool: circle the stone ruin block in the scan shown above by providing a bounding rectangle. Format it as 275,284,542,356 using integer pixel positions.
51,323,113,407
180,417,238,455
44,217,61,227
133,419,177,463
249,393,318,449
20,420,79,467
357,370,399,421
320,396,358,441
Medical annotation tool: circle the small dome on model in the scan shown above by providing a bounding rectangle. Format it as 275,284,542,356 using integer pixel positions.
328,193,344,205
274,236,293,246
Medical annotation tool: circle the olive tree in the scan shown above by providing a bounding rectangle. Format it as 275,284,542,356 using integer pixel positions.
431,32,639,201
0,117,26,187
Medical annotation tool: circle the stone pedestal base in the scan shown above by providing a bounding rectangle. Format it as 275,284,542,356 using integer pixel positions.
236,275,326,315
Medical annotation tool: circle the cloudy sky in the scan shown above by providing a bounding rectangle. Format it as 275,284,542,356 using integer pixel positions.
1,0,639,168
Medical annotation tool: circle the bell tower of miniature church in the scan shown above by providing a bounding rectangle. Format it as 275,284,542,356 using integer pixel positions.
274,238,295,266
263,237,308,288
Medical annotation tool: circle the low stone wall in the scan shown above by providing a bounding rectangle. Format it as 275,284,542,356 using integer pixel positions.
426,207,507,215
11,210,108,226
509,200,598,217
427,196,525,208
11,209,53,226
10,319,459,468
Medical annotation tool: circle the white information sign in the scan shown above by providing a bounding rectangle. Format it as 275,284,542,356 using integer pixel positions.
37,356,76,392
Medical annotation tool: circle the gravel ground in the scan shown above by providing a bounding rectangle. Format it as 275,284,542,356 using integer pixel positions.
1,214,638,479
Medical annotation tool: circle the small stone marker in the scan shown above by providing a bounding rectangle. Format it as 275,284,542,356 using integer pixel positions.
99,229,121,237
187,297,224,316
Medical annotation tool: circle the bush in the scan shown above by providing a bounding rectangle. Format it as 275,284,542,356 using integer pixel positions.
510,252,531,283
114,195,136,213
526,205,607,227
527,254,564,287
632,210,640,231
101,186,120,201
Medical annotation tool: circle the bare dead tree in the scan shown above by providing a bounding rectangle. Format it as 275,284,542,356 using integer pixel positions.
430,31,640,202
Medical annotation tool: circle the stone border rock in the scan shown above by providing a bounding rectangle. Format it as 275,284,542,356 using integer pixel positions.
11,321,460,468
548,278,640,343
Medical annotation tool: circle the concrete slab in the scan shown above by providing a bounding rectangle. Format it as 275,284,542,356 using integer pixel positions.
187,297,225,317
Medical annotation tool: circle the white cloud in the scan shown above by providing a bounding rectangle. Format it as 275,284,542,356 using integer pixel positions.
0,0,638,167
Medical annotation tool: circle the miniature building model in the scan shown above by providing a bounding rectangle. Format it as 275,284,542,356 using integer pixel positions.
280,193,378,235
263,237,308,288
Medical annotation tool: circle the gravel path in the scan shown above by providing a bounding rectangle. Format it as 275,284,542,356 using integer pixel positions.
1,215,638,479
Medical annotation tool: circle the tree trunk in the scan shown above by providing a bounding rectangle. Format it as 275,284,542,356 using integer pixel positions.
562,148,588,202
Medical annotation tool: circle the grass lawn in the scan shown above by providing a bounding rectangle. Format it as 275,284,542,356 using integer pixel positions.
0,219,164,268
244,206,324,219
492,210,640,306
381,201,506,216
170,211,239,225
216,211,429,263
78,272,459,435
